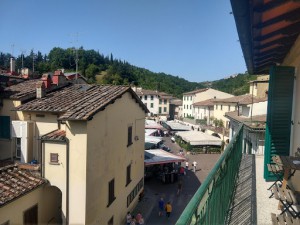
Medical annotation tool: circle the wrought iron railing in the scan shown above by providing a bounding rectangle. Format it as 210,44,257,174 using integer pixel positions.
176,125,244,225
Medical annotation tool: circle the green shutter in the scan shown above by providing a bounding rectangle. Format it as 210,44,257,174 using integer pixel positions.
264,66,295,181
0,116,11,139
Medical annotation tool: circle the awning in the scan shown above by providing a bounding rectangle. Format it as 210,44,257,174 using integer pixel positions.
145,149,186,166
176,131,222,146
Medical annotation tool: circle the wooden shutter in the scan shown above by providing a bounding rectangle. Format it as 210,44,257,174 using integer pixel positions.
264,66,295,181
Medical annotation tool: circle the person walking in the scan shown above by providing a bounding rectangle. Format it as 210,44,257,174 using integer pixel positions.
135,212,142,225
193,160,197,172
130,215,136,225
158,197,165,216
165,202,172,219
185,161,189,171
177,179,183,196
126,212,132,225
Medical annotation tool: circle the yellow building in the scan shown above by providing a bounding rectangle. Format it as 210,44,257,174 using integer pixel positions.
0,164,61,224
0,75,148,225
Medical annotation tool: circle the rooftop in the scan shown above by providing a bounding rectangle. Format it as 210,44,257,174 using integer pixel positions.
183,88,208,96
41,129,67,142
0,164,45,207
193,98,215,107
16,84,148,121
225,111,266,130
135,88,173,99
1,79,70,102
214,94,267,105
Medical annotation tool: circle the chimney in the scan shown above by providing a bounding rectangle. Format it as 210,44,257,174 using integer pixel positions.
36,81,46,98
52,70,66,86
41,73,52,89
10,57,15,73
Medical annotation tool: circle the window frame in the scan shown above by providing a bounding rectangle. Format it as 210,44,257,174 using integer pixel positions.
50,153,59,164
150,103,154,108
107,179,116,207
126,164,132,186
127,126,133,147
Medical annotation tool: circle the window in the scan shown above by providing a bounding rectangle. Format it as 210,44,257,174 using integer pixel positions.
151,95,154,100
150,103,153,108
183,105,185,109
228,106,231,111
24,205,38,225
144,95,147,100
159,107,162,114
50,153,59,164
190,96,192,100
159,99,162,104
164,107,167,112
190,105,192,109
216,105,218,110
108,216,113,225
16,138,21,158
126,164,131,186
108,179,115,206
184,113,185,117
164,99,167,104
0,116,10,139
221,105,223,110
127,126,133,147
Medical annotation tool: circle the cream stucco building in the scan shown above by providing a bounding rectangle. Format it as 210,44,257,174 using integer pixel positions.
133,87,172,118
182,88,233,118
0,73,148,225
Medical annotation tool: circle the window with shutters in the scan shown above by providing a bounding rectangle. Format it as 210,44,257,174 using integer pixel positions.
264,66,295,181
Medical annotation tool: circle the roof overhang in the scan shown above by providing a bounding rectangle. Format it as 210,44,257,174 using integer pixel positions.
230,0,300,74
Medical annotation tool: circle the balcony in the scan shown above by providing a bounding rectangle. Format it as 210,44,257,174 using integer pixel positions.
175,124,292,225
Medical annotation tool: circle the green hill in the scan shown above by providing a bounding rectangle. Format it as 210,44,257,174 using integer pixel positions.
0,48,257,97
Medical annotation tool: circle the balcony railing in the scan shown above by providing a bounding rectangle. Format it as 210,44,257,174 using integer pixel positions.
176,125,244,225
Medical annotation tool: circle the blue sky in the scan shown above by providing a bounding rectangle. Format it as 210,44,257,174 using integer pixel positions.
0,0,246,82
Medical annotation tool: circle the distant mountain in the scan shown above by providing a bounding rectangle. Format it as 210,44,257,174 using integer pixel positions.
0,48,256,98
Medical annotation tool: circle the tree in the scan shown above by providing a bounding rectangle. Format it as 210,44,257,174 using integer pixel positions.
85,64,99,83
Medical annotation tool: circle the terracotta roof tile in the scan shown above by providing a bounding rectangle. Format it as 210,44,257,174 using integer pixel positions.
225,111,266,130
135,89,173,99
16,84,148,120
213,94,267,105
193,98,215,107
0,164,45,206
2,79,70,102
183,88,208,95
41,130,66,142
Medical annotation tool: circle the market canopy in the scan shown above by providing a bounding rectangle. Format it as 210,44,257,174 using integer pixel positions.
163,121,191,131
176,131,222,146
144,149,186,166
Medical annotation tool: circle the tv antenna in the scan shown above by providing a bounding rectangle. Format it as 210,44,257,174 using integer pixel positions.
70,32,81,83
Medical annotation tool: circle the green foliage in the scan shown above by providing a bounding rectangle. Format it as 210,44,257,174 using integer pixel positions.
213,119,224,128
201,73,258,95
0,48,255,98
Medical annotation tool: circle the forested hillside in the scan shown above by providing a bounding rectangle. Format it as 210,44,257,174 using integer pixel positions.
0,47,257,97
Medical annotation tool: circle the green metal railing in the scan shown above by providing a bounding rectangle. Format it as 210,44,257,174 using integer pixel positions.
176,125,244,225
